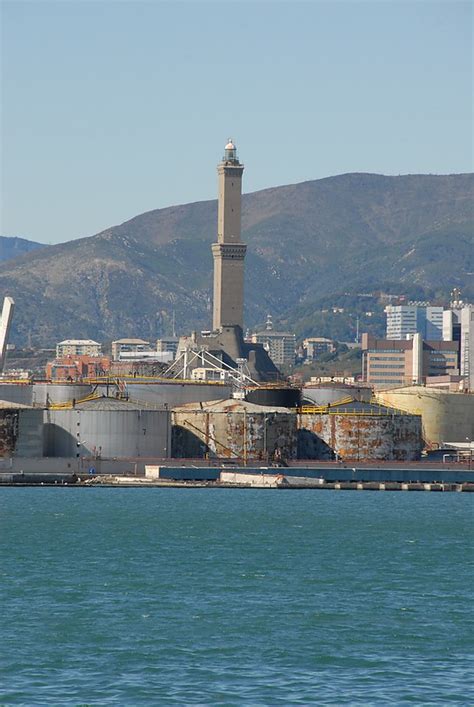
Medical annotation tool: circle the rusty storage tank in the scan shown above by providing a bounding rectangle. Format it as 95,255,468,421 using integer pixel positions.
43,397,171,458
298,399,422,461
0,400,44,458
302,383,372,406
245,385,301,409
172,398,298,461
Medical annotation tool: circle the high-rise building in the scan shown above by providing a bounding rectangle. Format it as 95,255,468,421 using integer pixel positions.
212,140,246,331
385,304,443,340
443,305,474,391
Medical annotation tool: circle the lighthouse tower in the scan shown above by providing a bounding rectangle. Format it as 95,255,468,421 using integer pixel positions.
211,139,246,331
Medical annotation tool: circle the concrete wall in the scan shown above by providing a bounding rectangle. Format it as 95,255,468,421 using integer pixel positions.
298,413,423,461
146,465,221,481
375,388,474,446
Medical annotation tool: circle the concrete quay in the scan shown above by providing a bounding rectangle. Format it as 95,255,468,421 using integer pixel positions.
78,472,474,491
1,462,473,491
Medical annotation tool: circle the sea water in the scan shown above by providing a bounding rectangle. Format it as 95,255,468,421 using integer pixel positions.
0,488,472,705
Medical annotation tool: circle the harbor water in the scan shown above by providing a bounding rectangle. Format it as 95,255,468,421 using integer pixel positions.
1,489,472,704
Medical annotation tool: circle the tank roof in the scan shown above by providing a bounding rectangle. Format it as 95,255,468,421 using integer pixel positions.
73,397,166,411
172,398,294,414
313,399,418,416
57,339,100,346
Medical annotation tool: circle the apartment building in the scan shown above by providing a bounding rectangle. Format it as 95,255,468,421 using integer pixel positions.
56,339,101,357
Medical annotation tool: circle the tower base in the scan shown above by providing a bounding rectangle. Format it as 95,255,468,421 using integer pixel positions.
178,326,280,382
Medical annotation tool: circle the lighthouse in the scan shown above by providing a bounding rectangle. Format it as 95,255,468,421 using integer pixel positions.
211,139,246,331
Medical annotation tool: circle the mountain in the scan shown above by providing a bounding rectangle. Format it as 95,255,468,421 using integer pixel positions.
0,236,46,262
0,173,472,347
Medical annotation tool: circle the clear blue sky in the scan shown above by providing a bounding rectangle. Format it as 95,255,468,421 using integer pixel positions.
1,0,472,244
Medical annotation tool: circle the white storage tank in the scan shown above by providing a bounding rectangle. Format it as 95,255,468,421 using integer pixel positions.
33,383,94,407
43,397,171,458
303,383,372,406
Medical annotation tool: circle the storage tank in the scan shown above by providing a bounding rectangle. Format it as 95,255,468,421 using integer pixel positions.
115,380,233,407
43,397,171,458
172,398,297,461
245,385,301,408
0,404,22,457
33,383,94,407
302,383,372,406
298,399,422,461
0,383,34,407
0,401,44,458
16,408,45,457
375,387,474,447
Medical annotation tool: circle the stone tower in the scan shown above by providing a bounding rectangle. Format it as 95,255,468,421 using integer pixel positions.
212,139,246,331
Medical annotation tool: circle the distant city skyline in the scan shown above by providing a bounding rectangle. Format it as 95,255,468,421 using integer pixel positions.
1,0,472,245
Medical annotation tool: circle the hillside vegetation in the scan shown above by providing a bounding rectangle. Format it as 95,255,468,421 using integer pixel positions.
0,172,472,346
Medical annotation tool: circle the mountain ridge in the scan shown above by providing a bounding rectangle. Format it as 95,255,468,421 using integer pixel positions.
0,236,47,263
1,172,472,346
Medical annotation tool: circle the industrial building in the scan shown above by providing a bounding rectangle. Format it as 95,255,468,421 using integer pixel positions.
361,333,459,387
